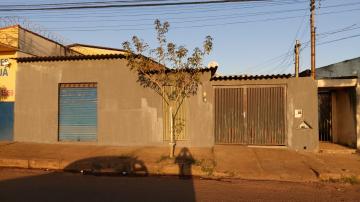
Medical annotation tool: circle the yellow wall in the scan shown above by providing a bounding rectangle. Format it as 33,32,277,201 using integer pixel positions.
0,51,17,102
0,26,19,49
70,46,126,55
0,25,83,102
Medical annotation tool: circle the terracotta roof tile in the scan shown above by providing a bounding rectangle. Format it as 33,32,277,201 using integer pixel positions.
211,74,292,81
16,54,127,63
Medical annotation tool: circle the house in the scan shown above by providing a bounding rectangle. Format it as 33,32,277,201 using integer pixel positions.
13,54,318,151
0,25,79,141
67,43,127,55
0,25,319,151
314,57,360,149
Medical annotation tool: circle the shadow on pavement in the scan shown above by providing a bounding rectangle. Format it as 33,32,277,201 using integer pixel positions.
0,147,196,202
175,147,195,179
64,155,149,176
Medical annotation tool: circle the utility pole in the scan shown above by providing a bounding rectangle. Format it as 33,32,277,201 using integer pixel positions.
294,40,301,78
310,0,316,79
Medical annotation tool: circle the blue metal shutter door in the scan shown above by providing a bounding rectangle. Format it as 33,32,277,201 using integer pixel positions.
0,102,14,141
59,84,97,141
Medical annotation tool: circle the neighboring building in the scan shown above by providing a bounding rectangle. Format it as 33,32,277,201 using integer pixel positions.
316,57,360,78
303,57,360,149
316,57,360,149
0,25,79,141
67,43,127,55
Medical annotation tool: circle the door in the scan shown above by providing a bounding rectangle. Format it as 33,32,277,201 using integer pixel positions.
318,92,332,141
59,83,97,142
215,88,246,144
0,102,13,141
215,86,286,145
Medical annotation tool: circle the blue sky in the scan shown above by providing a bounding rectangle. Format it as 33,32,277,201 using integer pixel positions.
1,0,360,75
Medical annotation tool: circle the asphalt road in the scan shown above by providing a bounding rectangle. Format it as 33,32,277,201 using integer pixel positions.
0,168,359,202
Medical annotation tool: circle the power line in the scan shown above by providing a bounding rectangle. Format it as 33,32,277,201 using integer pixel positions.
40,5,360,32
0,0,160,7
0,0,298,16
0,0,268,11
269,9,308,74
41,9,311,29
46,14,306,31
317,25,360,37
242,22,360,74
318,33,360,46
25,6,309,23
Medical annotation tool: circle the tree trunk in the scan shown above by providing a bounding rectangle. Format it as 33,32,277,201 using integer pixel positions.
169,106,176,158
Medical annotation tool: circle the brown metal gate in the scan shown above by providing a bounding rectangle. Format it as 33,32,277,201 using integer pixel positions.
318,92,332,142
215,86,286,145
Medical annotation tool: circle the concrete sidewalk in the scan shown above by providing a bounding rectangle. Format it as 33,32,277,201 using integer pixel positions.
0,141,359,182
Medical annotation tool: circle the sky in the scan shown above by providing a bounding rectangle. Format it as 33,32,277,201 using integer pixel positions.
1,0,360,75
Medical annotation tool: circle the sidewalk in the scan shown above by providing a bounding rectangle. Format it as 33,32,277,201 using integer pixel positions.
0,141,359,182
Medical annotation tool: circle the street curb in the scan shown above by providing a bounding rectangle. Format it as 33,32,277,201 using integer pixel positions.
0,158,62,170
29,159,61,170
0,158,29,168
0,157,359,183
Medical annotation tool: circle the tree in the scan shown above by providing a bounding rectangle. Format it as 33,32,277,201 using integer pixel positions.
122,19,213,157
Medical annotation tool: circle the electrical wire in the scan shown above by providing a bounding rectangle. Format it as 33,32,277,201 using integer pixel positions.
0,0,270,11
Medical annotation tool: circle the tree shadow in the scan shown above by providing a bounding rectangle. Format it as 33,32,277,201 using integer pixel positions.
0,153,196,202
64,156,148,176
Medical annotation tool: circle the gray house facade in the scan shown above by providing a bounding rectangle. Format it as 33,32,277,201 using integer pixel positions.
13,54,319,151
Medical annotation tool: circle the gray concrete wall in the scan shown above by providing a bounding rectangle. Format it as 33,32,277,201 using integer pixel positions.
14,59,216,147
185,72,215,147
209,77,319,151
287,78,318,151
18,28,78,57
14,59,164,146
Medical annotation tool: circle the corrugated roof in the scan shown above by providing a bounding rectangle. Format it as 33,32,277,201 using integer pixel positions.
211,74,292,81
15,54,215,73
167,66,217,74
145,66,218,75
317,75,358,80
16,54,127,63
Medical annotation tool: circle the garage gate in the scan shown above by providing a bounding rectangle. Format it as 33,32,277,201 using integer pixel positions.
59,83,97,142
215,86,286,145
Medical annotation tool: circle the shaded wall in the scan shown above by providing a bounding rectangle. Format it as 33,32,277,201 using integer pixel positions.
332,88,357,147
18,28,78,56
184,72,215,147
